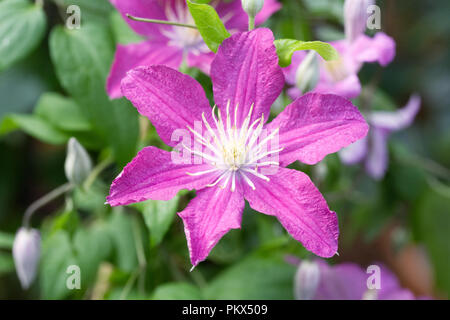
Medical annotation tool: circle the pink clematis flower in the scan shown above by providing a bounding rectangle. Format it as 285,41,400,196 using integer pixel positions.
106,28,369,267
294,259,429,300
339,95,421,179
284,0,395,100
107,0,281,99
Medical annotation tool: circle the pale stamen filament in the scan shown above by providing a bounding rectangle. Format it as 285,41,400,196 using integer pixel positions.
182,101,280,191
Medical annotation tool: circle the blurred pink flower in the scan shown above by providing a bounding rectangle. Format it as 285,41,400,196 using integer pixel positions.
284,0,395,100
107,29,369,268
107,0,281,98
339,95,421,179
294,259,430,300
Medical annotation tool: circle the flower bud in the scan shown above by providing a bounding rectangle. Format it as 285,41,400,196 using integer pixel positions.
294,260,321,300
344,0,375,42
241,0,264,17
13,228,41,289
64,137,92,186
295,51,319,95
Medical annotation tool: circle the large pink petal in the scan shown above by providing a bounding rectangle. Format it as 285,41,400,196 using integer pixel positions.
351,33,396,67
178,182,245,267
368,94,421,131
110,0,168,39
243,167,339,258
217,0,281,31
107,146,219,206
211,28,284,127
107,41,183,99
121,65,212,147
267,93,369,166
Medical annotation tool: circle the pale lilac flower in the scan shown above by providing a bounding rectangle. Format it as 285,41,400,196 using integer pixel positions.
339,95,421,179
284,0,395,99
13,228,41,289
107,0,281,99
294,259,428,300
107,29,369,267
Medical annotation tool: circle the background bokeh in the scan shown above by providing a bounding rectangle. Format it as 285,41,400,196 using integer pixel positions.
0,0,448,299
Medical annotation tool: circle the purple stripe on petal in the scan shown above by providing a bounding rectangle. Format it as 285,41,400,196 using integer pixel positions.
178,182,245,267
211,28,284,128
243,167,339,258
107,146,219,206
121,66,212,147
267,93,369,166
110,0,168,38
369,94,421,131
107,41,183,99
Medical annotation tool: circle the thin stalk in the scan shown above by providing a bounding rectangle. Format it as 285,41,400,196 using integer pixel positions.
83,156,114,190
126,14,197,29
23,182,74,228
248,15,255,30
132,217,147,294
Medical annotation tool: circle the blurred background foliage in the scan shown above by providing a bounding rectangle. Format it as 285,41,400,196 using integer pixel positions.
0,0,449,299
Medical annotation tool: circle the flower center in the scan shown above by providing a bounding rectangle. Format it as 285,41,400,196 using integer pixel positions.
161,2,209,55
185,102,282,192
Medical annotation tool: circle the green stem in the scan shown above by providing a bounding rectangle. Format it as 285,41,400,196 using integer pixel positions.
132,217,147,294
23,182,74,228
126,14,197,29
83,156,113,190
398,153,450,181
248,15,255,31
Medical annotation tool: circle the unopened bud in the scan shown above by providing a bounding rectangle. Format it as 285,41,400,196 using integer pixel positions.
241,0,264,17
295,51,319,95
294,260,320,300
344,0,375,42
13,228,41,289
65,137,92,185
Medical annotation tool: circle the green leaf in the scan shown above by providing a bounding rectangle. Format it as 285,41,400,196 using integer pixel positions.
187,0,230,53
49,24,139,164
274,39,339,67
40,230,78,300
204,251,296,299
134,196,179,247
48,211,80,237
35,93,91,132
0,252,14,275
413,189,450,298
0,0,46,71
73,225,112,286
0,113,68,144
107,210,139,272
152,282,203,300
0,231,15,249
109,11,144,45
59,0,114,24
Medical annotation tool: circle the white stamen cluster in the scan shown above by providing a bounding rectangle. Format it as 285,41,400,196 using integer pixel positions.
185,102,281,192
